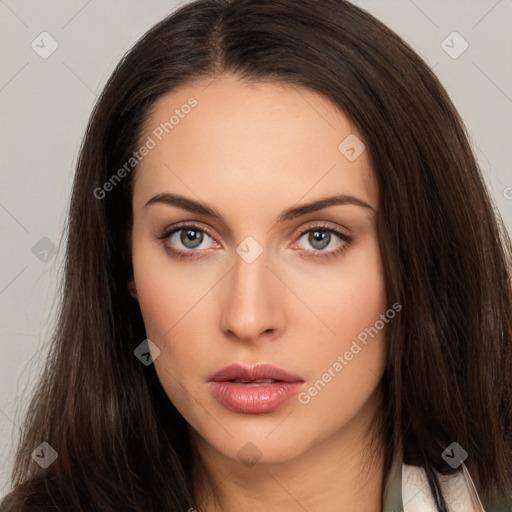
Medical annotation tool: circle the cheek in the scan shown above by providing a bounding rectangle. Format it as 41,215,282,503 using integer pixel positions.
131,238,217,405
291,236,386,347
292,238,388,410
131,234,209,337
133,268,198,413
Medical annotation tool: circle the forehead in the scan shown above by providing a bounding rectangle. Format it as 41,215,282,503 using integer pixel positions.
132,73,377,214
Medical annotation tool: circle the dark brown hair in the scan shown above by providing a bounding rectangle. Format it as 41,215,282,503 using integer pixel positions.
4,0,512,510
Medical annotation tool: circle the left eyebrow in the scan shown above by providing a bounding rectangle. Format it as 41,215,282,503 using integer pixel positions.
276,194,375,222
144,192,375,223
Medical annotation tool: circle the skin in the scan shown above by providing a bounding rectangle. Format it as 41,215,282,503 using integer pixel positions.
129,73,388,512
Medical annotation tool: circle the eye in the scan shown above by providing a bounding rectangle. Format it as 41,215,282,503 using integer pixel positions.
292,223,352,259
172,228,210,250
158,223,219,259
157,222,352,261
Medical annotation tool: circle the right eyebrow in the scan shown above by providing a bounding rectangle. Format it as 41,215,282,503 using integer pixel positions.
144,193,223,219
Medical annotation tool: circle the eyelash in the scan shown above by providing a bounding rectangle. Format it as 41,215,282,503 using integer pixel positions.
157,222,353,261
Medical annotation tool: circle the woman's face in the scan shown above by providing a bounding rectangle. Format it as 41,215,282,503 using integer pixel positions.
130,73,388,466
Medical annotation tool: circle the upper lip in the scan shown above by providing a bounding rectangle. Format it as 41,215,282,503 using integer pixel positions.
208,364,304,383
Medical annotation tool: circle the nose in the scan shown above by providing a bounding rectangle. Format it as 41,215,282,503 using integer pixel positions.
219,247,284,343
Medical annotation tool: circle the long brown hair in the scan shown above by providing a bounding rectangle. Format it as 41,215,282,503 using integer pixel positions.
4,0,512,510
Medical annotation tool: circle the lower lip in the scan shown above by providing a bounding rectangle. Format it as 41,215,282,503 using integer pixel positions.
209,381,303,414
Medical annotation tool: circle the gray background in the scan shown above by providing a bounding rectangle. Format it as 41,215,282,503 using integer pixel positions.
0,0,511,496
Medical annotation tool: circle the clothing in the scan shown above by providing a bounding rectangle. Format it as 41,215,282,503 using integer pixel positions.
382,449,512,511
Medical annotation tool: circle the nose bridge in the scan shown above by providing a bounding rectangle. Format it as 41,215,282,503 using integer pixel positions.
220,243,281,340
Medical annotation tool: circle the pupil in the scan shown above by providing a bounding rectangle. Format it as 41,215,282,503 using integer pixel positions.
309,230,330,250
181,229,203,248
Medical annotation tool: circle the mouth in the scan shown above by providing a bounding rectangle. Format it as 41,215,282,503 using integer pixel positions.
208,364,304,414
226,378,281,387
208,363,303,383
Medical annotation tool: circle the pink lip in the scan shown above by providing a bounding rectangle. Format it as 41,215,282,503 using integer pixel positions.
208,364,304,414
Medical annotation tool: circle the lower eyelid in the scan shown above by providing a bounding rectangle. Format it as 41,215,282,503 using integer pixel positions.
299,241,350,259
